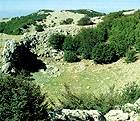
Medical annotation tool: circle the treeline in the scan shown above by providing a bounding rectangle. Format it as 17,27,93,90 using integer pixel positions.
0,13,49,35
49,10,140,64
66,9,105,17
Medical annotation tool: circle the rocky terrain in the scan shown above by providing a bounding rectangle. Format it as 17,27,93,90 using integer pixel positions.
1,9,140,121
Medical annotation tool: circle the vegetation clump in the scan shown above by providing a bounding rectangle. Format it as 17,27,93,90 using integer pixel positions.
60,82,140,114
49,33,66,50
0,74,49,121
0,13,48,35
77,16,93,25
60,18,74,25
35,24,44,32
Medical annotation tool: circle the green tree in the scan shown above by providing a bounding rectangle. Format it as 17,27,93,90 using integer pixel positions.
0,74,49,121
77,16,93,26
49,33,66,50
92,43,118,64
64,51,79,62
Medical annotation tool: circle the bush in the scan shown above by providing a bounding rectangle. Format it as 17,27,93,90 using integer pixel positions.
49,33,66,50
0,74,49,121
125,49,137,63
64,51,79,62
63,35,80,52
60,82,140,114
77,16,93,26
60,18,73,25
92,43,118,64
76,27,107,59
35,25,44,32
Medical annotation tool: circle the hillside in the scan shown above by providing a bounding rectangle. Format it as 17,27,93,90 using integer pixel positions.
1,9,140,120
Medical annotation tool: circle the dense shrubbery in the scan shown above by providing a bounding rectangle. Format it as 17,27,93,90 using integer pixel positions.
0,13,48,35
49,33,66,50
64,51,79,62
77,16,93,25
49,10,140,64
60,82,140,114
92,43,118,64
0,74,49,121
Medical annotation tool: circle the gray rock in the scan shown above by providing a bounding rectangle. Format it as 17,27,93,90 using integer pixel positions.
1,62,12,73
105,110,129,121
2,40,17,63
55,109,106,121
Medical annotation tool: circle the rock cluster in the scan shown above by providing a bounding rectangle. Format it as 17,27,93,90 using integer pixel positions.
52,109,106,121
50,98,140,121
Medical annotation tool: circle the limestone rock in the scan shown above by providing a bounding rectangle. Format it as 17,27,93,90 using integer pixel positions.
54,109,106,121
105,110,129,121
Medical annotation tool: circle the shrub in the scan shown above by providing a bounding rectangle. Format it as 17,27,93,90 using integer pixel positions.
125,49,137,63
60,82,140,114
64,51,79,62
35,25,44,32
76,27,107,59
60,18,73,25
49,33,66,50
0,74,49,121
63,36,80,52
92,43,118,64
121,82,140,104
77,16,93,26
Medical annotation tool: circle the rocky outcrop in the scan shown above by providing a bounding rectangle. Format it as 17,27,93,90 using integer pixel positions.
1,39,46,74
1,40,17,73
53,109,106,121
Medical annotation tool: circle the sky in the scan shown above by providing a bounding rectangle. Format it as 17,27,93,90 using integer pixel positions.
0,0,140,18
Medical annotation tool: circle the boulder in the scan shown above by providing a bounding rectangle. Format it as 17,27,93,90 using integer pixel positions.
105,110,129,121
2,40,17,63
1,62,12,73
54,109,106,121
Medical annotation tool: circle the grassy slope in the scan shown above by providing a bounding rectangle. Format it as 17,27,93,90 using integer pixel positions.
33,57,140,106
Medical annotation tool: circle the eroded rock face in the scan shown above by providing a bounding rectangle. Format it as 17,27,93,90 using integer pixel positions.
1,39,46,74
1,40,17,73
53,109,106,121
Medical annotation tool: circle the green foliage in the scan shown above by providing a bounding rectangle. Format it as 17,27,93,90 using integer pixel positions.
121,82,140,104
60,82,140,114
125,49,137,63
0,13,48,35
60,18,73,25
63,35,80,52
35,25,44,32
64,51,79,62
49,33,66,50
76,27,108,59
92,43,118,64
77,16,93,26
0,74,49,121
66,9,105,17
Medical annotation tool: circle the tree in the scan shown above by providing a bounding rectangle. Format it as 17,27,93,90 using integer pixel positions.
92,43,118,64
64,51,79,62
77,16,93,26
63,35,80,52
49,33,66,50
0,74,49,121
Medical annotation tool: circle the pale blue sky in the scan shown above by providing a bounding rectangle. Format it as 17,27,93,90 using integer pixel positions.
0,0,140,18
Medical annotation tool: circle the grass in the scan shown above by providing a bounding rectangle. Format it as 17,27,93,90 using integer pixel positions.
32,58,140,108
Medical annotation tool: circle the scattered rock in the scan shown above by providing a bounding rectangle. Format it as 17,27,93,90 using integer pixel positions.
54,109,106,121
